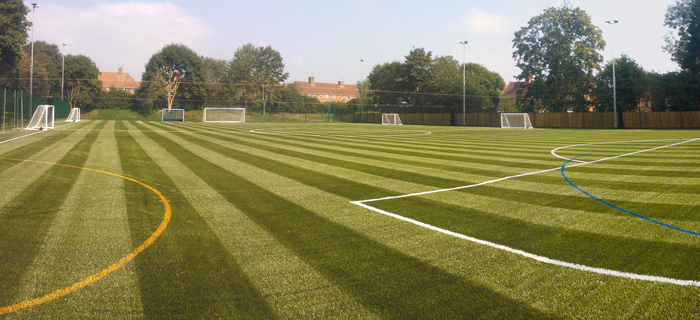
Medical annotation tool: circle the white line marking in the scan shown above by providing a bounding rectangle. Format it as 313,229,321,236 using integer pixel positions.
354,138,700,286
0,123,74,146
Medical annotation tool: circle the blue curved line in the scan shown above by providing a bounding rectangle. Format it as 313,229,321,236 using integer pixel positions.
561,145,700,237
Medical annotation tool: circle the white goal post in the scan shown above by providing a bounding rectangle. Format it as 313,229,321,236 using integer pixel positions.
66,108,80,122
203,108,245,123
501,113,533,129
26,105,54,130
382,113,403,125
162,109,185,122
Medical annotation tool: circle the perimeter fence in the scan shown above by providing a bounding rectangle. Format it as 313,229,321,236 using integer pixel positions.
0,89,71,131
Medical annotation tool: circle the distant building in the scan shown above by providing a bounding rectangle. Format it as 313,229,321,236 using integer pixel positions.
293,77,360,103
98,67,141,94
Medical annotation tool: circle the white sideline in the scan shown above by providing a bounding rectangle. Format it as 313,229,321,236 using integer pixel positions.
353,137,700,286
0,122,75,146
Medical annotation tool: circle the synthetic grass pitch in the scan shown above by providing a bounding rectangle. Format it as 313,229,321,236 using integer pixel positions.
0,121,699,318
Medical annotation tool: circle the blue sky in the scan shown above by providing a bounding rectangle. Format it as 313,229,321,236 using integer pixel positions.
26,0,678,84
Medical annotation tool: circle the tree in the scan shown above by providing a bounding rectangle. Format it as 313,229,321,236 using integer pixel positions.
63,54,102,111
200,56,228,104
19,41,62,96
139,43,207,110
0,0,29,77
512,4,605,112
368,61,406,106
594,55,646,112
226,43,288,115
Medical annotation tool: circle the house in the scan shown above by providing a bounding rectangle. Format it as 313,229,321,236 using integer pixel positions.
98,67,141,94
293,77,360,103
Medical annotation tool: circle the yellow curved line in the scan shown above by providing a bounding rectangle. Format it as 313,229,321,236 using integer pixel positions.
0,157,171,315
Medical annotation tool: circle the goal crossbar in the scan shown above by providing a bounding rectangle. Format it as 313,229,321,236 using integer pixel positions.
66,108,80,122
501,113,533,129
162,109,185,122
382,113,403,125
26,105,54,130
203,107,245,123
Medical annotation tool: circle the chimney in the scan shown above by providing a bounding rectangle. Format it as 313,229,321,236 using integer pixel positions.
526,75,533,85
338,81,344,88
309,76,315,86
119,67,123,75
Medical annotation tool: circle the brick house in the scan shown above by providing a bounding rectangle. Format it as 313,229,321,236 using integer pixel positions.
98,67,141,94
293,77,360,103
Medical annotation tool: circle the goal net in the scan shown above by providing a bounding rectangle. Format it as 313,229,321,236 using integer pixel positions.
203,108,245,123
66,108,80,122
382,113,403,125
26,105,54,130
162,109,185,122
501,113,533,129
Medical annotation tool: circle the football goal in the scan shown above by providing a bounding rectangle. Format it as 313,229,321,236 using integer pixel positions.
66,108,80,122
162,109,185,122
203,108,245,123
501,113,533,129
26,105,54,130
382,113,403,125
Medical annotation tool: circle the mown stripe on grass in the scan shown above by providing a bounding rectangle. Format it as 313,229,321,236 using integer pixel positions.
0,121,98,175
135,122,557,319
114,122,278,319
370,195,700,281
124,122,379,319
0,121,108,307
8,122,145,318
162,125,700,223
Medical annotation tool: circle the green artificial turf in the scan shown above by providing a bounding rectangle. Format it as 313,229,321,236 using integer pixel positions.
1,121,700,319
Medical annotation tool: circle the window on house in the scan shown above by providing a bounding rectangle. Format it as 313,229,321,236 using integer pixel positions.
318,95,322,98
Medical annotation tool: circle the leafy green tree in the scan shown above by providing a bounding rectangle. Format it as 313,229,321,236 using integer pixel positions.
402,48,432,92
19,41,62,96
512,4,605,111
226,43,288,115
95,87,135,110
139,43,207,110
0,0,29,77
594,55,646,112
201,56,228,104
64,54,102,111
368,61,406,106
424,55,461,107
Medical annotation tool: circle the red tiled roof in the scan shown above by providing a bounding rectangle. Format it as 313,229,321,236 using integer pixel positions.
294,81,359,96
98,68,141,90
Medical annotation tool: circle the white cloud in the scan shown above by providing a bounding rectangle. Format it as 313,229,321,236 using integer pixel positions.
446,7,513,36
32,1,214,80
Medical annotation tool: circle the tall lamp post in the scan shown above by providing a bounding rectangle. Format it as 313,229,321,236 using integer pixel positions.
606,20,618,128
29,2,40,119
61,44,66,101
459,40,468,126
360,59,364,123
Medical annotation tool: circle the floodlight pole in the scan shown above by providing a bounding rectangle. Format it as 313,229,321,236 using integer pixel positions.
606,20,618,128
459,41,468,126
29,3,39,118
61,44,66,101
360,59,364,123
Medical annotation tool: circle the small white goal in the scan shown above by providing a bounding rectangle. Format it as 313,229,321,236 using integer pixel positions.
382,113,403,125
501,113,533,129
66,108,80,122
162,109,185,122
26,105,54,130
203,108,245,123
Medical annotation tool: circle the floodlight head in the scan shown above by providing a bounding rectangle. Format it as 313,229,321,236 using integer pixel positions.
459,41,468,45
31,2,39,9
606,20,618,25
